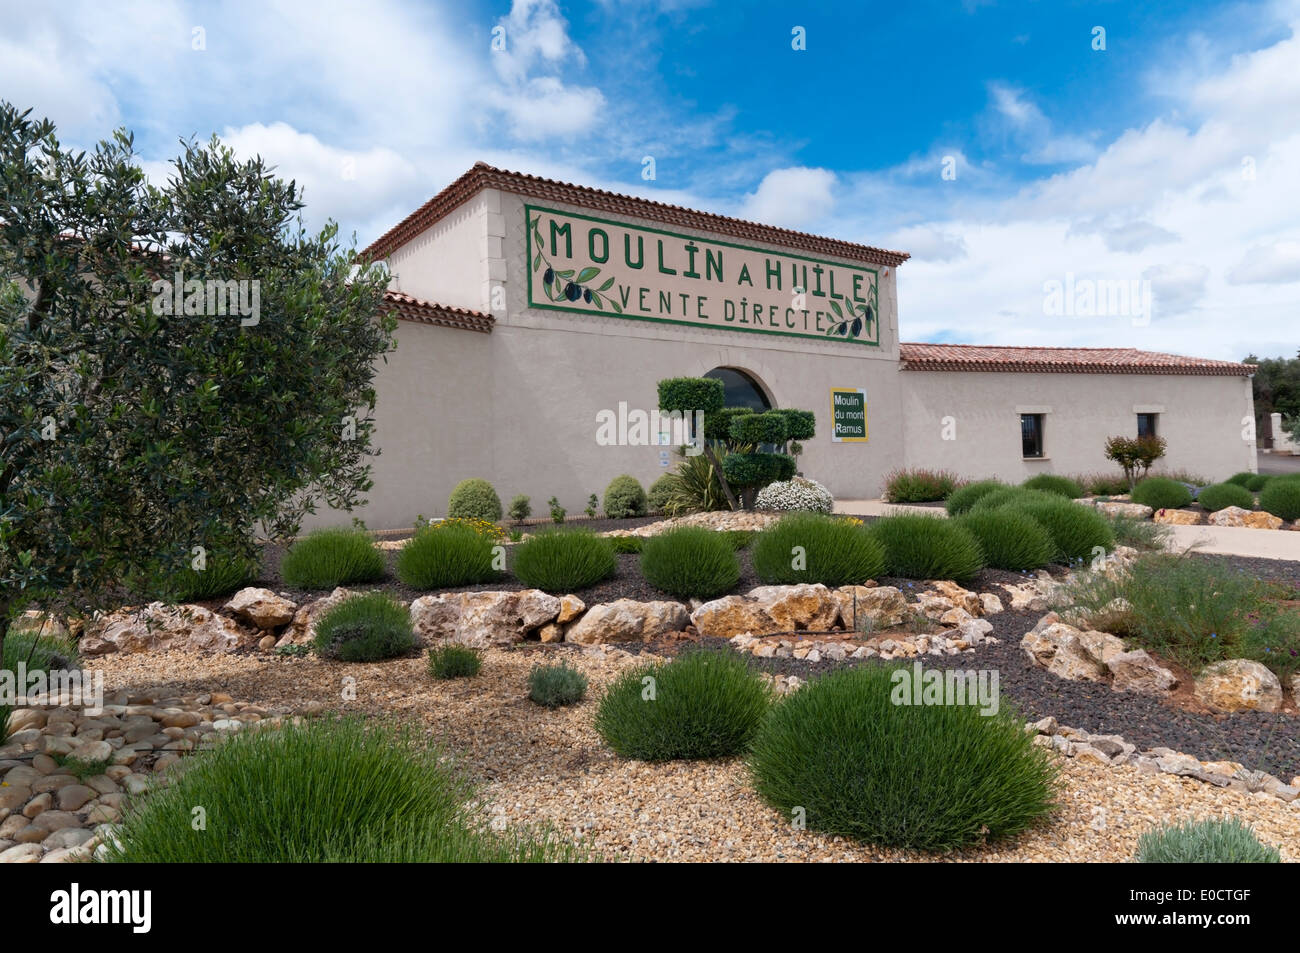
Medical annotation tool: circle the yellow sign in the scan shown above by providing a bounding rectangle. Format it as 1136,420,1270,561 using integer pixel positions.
830,388,868,442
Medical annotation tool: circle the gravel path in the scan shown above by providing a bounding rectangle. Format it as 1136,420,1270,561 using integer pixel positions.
87,647,1300,862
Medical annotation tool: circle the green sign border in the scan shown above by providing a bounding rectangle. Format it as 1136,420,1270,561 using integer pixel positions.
524,204,882,347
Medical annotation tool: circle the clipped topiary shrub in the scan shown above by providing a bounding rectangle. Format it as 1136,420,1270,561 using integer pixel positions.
447,478,503,522
639,527,740,599
1021,474,1084,498
314,592,415,662
427,644,482,679
603,474,648,519
647,475,676,512
396,524,501,589
595,648,770,761
730,411,788,445
507,494,531,522
281,528,385,589
1012,497,1115,563
751,512,886,587
955,509,1056,571
882,468,959,503
512,529,617,591
102,717,580,862
1135,817,1280,863
1196,482,1256,513
1259,479,1300,521
748,664,1058,851
721,452,796,490
753,476,834,513
527,661,588,708
870,514,985,582
1130,476,1193,511
944,479,1005,516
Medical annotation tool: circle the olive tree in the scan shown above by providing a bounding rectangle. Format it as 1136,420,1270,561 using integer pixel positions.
0,102,396,669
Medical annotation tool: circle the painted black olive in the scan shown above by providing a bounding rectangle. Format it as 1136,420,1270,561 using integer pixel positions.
583,288,593,303
543,267,554,285
851,317,862,337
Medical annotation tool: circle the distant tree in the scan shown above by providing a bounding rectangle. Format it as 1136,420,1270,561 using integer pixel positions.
1244,352,1300,444
0,102,395,670
1104,435,1167,489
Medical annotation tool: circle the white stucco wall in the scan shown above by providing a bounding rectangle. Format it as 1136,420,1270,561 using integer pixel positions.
900,370,1257,485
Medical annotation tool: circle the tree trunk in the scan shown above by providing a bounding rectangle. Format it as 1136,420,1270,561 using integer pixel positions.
702,443,739,510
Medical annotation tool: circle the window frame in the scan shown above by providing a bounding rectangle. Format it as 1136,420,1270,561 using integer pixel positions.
1021,413,1045,459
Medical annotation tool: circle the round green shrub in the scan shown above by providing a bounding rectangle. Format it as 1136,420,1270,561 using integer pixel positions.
1012,498,1115,563
103,717,577,862
749,665,1058,851
1196,482,1256,513
1244,473,1273,492
956,509,1056,570
1130,476,1193,510
140,551,258,601
722,452,796,488
1225,471,1256,487
427,644,482,679
639,527,740,599
1259,478,1300,521
870,514,985,582
507,494,531,522
281,528,385,589
447,478,503,522
969,486,1060,513
1135,817,1280,863
751,513,886,587
1021,474,1084,498
594,648,770,761
647,475,676,512
527,661,588,708
314,592,415,662
944,480,1006,516
511,529,617,591
396,524,500,589
603,474,648,519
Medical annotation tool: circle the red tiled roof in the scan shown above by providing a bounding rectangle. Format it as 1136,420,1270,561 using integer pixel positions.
381,290,493,333
362,162,910,269
898,343,1254,376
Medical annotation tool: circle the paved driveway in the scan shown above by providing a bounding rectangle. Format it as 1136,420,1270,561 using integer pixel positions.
1259,452,1300,476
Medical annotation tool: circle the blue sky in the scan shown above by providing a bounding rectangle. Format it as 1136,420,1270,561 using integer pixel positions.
4,0,1300,359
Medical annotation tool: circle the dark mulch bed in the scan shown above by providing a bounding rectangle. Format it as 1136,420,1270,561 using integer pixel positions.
734,601,1300,780
1186,552,1300,590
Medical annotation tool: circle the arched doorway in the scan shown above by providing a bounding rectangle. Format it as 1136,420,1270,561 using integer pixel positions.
704,366,772,410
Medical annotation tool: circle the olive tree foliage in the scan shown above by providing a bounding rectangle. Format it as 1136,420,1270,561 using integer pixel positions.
0,102,396,655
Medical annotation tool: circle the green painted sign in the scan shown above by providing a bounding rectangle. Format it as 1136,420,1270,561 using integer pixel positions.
830,388,868,442
525,204,881,346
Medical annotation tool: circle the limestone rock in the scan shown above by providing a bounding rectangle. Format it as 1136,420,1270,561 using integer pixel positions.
279,588,354,647
1193,659,1283,713
556,595,586,624
834,586,908,632
1107,649,1178,696
1154,508,1201,526
409,590,561,648
1096,501,1153,519
692,585,838,638
924,581,983,616
1208,506,1283,530
222,588,297,629
81,603,256,655
1021,622,1109,681
565,599,689,644
979,592,1004,615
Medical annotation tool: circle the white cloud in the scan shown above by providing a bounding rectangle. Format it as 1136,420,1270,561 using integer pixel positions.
739,167,837,229
886,225,968,263
1227,241,1300,284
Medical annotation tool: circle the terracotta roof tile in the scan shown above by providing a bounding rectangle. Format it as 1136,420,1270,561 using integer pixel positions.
381,290,493,333
898,343,1253,376
363,162,910,269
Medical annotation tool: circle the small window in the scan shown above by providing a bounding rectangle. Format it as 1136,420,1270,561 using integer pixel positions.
1137,413,1158,438
1021,414,1044,458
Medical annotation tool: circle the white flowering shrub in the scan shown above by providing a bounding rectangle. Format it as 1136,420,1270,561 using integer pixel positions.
754,477,834,514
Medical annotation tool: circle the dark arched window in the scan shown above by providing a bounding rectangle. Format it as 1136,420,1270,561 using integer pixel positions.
704,367,772,410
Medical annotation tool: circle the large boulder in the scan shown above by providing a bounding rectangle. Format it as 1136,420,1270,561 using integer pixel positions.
691,584,838,638
410,590,560,648
1021,621,1123,682
924,581,983,616
1194,659,1283,713
1208,507,1283,530
222,588,297,629
565,599,689,644
834,586,908,632
278,588,355,647
1154,508,1201,526
1096,501,1153,519
1107,649,1178,696
81,603,256,655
